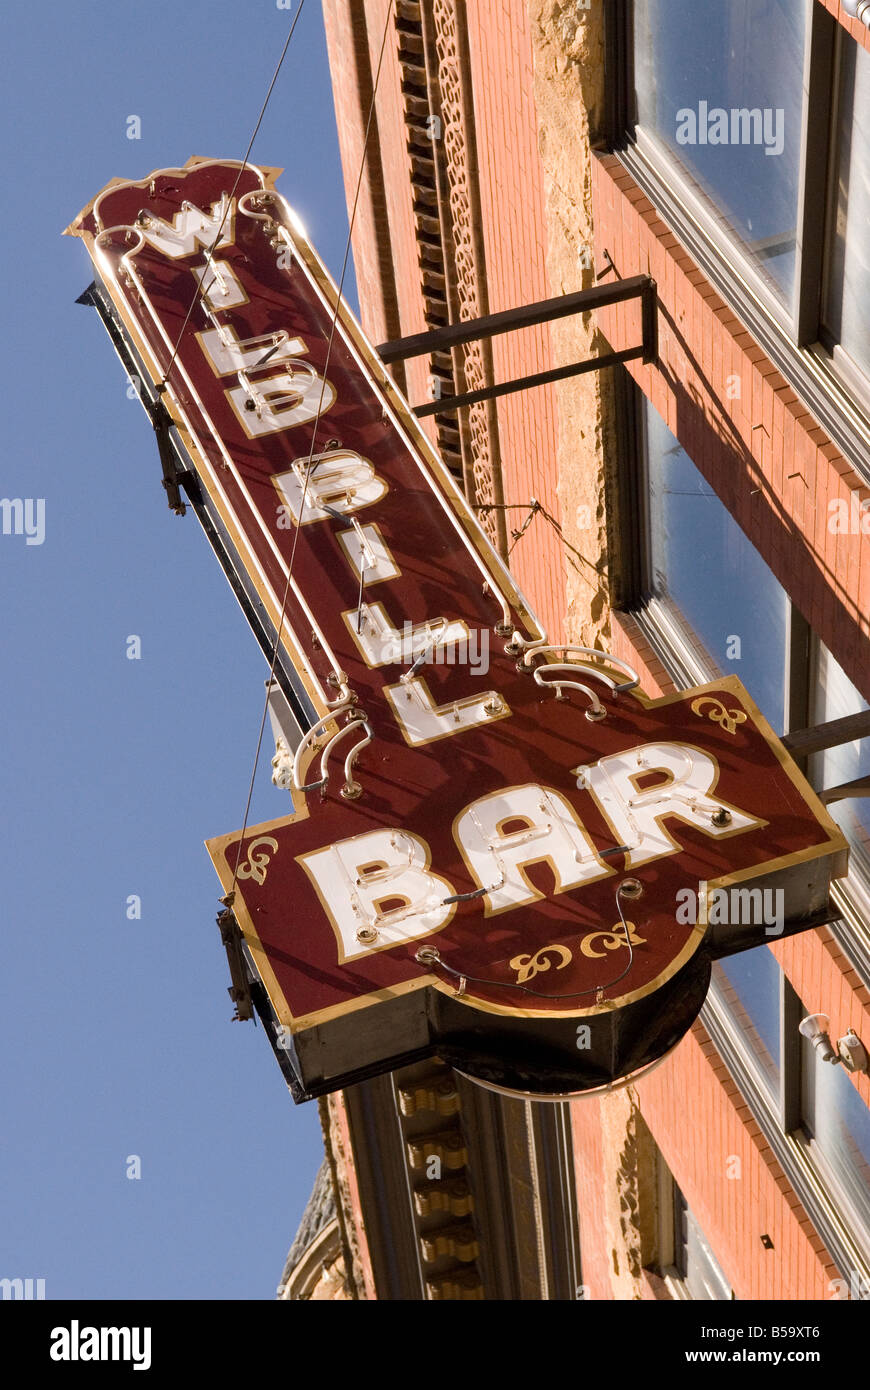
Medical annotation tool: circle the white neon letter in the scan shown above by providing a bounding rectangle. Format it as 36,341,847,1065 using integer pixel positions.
298,828,454,961
137,194,234,258
198,323,306,375
336,524,400,584
274,450,387,523
577,741,761,868
228,364,336,437
385,678,508,745
454,784,609,913
347,605,469,667
192,257,248,310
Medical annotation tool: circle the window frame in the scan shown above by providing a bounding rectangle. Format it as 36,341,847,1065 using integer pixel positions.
625,383,870,967
605,0,870,485
709,949,783,1106
612,375,870,1283
794,1003,870,1240
652,1151,734,1299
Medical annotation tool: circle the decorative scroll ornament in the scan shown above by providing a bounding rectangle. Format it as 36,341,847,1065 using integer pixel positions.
236,835,279,886
580,922,646,959
509,943,573,984
691,696,748,737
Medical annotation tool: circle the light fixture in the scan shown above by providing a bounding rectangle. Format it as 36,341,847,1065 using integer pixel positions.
842,0,870,27
798,1013,869,1072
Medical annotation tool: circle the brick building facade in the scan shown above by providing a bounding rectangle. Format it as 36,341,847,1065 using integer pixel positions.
283,0,870,1300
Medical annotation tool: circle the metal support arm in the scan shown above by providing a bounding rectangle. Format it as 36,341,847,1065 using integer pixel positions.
782,709,870,805
376,276,658,418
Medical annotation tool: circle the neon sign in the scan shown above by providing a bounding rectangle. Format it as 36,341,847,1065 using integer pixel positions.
68,161,848,1099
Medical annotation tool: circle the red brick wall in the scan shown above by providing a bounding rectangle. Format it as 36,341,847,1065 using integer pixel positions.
636,1022,842,1300
817,0,870,53
322,0,391,347
463,2,566,640
569,1099,613,1300
772,932,870,1117
324,0,869,1303
326,0,569,641
612,610,866,1299
591,154,870,706
323,0,434,434
596,143,870,1293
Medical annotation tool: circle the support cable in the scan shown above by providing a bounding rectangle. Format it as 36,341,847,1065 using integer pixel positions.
224,2,395,905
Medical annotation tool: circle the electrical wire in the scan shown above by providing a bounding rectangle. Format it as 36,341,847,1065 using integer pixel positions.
227,1,395,899
160,0,307,388
416,884,638,1001
475,499,601,585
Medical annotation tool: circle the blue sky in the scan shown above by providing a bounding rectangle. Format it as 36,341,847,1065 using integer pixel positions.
1,0,355,1299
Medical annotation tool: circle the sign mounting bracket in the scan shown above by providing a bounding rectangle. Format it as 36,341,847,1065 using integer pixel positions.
782,709,870,804
77,281,192,515
376,275,658,418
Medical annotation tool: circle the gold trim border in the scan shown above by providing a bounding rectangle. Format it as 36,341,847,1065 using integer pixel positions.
205,675,848,1031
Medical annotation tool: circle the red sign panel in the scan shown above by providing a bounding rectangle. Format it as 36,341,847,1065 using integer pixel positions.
68,161,848,1099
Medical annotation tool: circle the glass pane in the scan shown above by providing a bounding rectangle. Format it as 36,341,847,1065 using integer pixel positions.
645,402,789,730
675,1189,733,1299
812,642,870,884
824,39,870,378
712,947,781,1096
634,0,808,304
801,1031,870,1235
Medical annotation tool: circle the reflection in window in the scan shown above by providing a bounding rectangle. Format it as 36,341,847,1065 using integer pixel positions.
674,1189,733,1301
633,0,807,304
812,642,870,885
653,1149,733,1299
645,402,788,730
823,38,870,380
712,947,781,1096
801,1028,870,1235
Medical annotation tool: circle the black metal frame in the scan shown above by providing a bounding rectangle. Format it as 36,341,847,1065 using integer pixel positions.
377,277,658,417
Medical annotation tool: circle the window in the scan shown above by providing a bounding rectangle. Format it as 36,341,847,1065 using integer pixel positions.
799,994,870,1235
822,36,870,381
616,0,870,475
633,0,807,304
644,398,789,730
811,641,870,887
673,1190,735,1301
620,383,870,1276
653,1150,734,1299
641,395,870,901
711,947,781,1099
